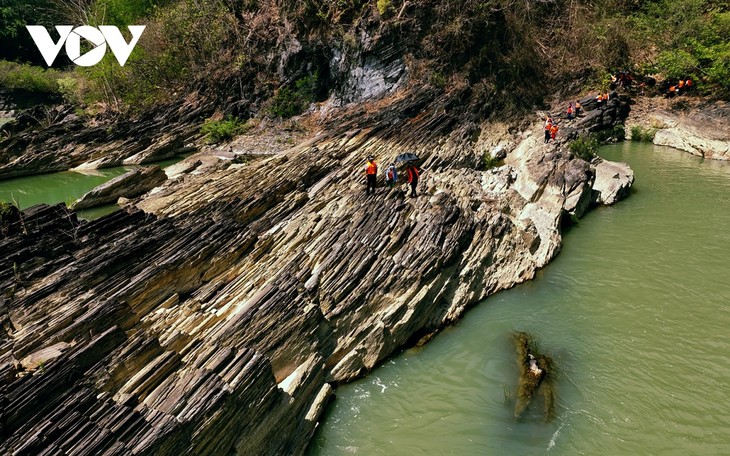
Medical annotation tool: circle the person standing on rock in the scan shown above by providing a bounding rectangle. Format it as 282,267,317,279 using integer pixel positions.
365,155,378,195
575,100,582,116
406,162,421,197
544,117,553,143
550,123,559,141
385,162,398,188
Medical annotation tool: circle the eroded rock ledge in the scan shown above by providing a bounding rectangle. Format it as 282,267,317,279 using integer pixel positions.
0,95,632,455
627,97,730,159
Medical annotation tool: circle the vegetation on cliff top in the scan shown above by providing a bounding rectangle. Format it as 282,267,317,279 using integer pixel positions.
0,0,728,116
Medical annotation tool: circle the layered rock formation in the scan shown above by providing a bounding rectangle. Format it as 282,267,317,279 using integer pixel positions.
0,92,633,454
0,101,206,180
71,166,168,210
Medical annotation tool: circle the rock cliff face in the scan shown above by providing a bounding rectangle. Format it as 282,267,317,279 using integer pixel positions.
0,92,632,454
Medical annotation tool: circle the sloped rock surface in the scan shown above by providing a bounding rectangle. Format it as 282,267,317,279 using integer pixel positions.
0,90,633,454
71,166,168,210
0,100,208,180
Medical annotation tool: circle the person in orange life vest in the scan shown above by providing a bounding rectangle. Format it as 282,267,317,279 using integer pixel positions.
685,79,692,89
567,103,574,120
365,155,378,195
668,85,677,97
677,79,685,95
544,116,553,143
550,124,559,141
406,162,421,197
596,93,603,105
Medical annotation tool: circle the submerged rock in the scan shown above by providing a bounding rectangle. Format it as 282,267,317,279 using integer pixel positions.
70,165,168,210
513,331,555,421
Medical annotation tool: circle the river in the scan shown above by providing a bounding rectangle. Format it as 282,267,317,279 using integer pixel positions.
0,157,181,219
309,142,730,455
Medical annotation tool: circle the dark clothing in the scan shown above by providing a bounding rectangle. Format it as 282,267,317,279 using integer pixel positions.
544,128,551,143
367,174,377,195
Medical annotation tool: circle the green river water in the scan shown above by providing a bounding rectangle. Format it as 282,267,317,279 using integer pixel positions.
2,142,728,455
309,142,730,455
0,157,181,219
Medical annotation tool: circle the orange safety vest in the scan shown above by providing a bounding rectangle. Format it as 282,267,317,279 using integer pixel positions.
678,80,685,88
407,166,419,183
550,125,558,134
669,86,676,92
366,161,377,175
596,94,603,101
686,79,692,87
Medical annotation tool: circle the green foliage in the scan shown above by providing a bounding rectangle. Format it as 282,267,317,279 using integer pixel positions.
269,74,319,118
377,0,392,16
75,0,236,109
90,0,167,26
0,0,60,64
0,200,19,236
430,71,447,89
0,61,64,94
482,152,503,170
630,125,657,142
200,116,250,144
569,135,600,161
657,50,700,80
0,201,15,219
626,1,730,97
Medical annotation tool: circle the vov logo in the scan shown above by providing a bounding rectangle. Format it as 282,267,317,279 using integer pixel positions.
26,25,146,67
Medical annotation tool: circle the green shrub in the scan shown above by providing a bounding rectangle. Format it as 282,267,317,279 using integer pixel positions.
90,0,162,26
200,116,249,144
377,0,392,16
0,61,62,94
569,135,599,161
482,152,503,170
269,74,319,119
630,125,657,142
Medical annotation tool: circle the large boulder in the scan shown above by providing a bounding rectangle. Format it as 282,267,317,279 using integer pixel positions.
591,158,634,205
71,165,167,210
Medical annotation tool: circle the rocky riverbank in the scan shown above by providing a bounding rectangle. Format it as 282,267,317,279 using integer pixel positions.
626,97,730,159
0,89,632,454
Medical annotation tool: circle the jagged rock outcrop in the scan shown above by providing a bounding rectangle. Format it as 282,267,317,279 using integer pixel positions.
0,100,208,180
70,166,168,210
0,87,633,454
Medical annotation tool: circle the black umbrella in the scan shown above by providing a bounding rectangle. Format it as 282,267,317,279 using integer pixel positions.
394,152,420,164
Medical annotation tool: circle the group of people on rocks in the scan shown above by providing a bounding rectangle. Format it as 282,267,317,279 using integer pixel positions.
610,70,634,89
566,100,582,119
595,92,612,105
364,156,421,197
544,116,559,143
667,79,692,97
